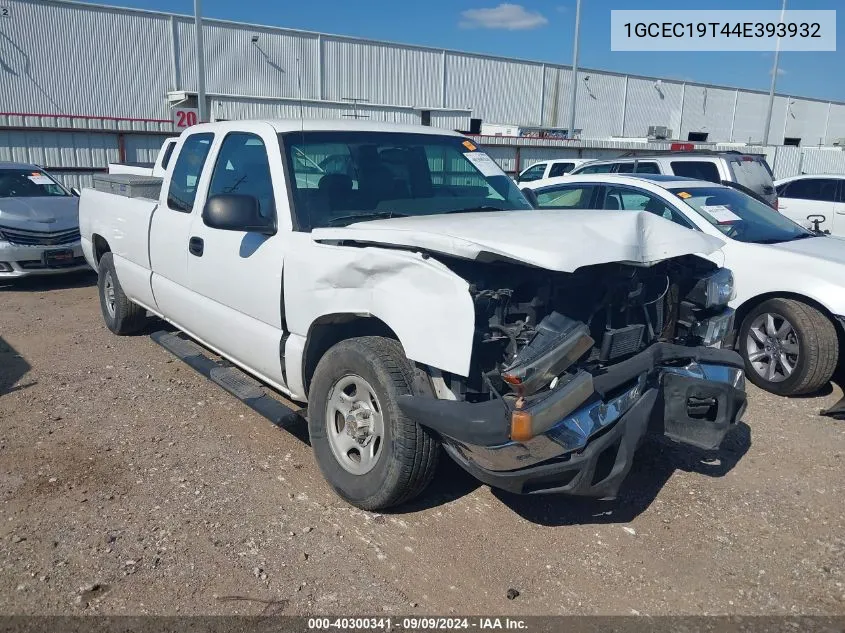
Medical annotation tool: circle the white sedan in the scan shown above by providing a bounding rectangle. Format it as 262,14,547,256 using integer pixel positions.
521,173,845,397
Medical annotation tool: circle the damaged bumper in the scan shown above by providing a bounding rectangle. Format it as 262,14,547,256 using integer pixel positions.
398,344,747,497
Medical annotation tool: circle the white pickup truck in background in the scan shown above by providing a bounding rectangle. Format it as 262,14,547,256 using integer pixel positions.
107,137,178,178
78,120,747,510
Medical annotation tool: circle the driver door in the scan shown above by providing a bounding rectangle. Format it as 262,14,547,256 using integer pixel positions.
185,128,290,388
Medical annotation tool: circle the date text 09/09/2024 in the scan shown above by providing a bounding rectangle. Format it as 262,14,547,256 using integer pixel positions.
307,617,528,630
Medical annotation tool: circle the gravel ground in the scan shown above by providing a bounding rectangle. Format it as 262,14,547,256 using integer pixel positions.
1,272,844,616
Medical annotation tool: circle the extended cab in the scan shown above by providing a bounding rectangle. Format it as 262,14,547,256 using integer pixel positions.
108,138,178,178
79,120,747,510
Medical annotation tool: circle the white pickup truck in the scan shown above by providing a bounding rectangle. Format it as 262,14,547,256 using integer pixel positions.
79,120,747,510
107,138,178,178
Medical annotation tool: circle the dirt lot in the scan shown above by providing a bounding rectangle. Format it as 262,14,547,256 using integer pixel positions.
1,272,844,616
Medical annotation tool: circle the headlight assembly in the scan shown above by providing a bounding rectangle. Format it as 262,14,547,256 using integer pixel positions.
688,268,736,308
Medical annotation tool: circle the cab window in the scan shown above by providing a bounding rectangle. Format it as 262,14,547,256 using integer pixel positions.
207,133,275,218
518,163,546,182
167,133,214,212
534,185,597,209
547,162,575,178
669,160,721,183
600,186,693,227
576,163,615,174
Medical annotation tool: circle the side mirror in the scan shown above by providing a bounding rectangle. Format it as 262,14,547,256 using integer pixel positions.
521,187,539,209
70,187,81,197
202,194,276,235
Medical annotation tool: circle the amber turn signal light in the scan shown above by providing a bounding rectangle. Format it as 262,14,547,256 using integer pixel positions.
510,409,534,442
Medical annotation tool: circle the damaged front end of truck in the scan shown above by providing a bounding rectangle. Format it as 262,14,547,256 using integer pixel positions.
398,254,745,498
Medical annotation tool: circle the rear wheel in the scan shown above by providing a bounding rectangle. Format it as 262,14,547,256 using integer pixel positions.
739,298,838,396
97,252,147,335
307,336,439,510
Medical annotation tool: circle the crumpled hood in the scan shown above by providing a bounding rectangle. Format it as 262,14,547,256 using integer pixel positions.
766,235,845,266
0,196,80,232
312,209,724,272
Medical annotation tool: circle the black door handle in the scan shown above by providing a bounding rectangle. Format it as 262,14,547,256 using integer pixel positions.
188,236,204,257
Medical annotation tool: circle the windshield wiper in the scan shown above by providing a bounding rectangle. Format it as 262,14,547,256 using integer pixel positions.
443,206,506,214
327,211,408,226
753,233,816,244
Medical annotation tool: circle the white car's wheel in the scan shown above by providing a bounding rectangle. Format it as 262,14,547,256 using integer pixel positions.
739,298,838,396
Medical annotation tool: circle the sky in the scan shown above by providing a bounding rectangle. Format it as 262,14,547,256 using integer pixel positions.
75,0,845,101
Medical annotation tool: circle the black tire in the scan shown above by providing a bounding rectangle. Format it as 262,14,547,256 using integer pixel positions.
738,298,838,396
97,252,147,335
307,336,439,510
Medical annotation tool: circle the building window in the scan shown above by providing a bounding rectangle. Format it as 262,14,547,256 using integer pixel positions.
420,110,432,126
783,137,801,146
687,132,709,142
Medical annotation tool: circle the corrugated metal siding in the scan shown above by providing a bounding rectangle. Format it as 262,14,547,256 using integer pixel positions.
680,85,736,142
51,172,97,190
428,111,470,131
0,130,118,167
213,97,420,124
175,18,320,99
732,92,787,144
445,53,542,125
770,146,801,179
542,70,626,138
826,104,845,144
623,78,683,138
784,98,828,146
2,0,171,118
799,148,845,175
322,37,441,107
124,134,173,162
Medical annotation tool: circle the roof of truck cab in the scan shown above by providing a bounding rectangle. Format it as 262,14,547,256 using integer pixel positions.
0,161,40,170
184,119,466,137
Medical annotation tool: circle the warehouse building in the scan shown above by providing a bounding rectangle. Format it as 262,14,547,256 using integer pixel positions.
2,0,845,187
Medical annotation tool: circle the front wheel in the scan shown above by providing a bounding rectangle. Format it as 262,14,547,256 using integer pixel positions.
739,298,838,396
307,336,439,510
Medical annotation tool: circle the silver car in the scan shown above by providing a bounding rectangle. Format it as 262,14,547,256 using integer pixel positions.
0,162,89,278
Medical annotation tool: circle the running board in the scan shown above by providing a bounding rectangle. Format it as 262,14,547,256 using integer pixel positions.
151,330,306,436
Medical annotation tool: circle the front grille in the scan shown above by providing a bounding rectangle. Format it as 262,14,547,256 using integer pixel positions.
0,227,80,246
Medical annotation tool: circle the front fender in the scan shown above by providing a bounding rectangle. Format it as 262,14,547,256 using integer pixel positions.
283,240,476,393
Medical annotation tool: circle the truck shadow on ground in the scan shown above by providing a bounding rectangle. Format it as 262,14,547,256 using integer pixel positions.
491,421,752,527
0,270,96,292
0,336,33,396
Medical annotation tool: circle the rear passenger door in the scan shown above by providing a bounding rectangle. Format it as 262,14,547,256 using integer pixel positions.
149,131,215,327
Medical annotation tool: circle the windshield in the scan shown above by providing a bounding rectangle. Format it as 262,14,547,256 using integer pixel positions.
669,186,811,244
0,169,69,198
281,131,531,229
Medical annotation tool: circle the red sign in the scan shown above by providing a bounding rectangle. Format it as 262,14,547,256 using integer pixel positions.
670,142,695,151
173,108,199,129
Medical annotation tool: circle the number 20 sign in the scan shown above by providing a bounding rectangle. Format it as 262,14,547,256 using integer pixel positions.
172,108,199,129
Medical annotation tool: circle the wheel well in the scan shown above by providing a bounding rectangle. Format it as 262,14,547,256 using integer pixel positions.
302,315,400,396
92,234,111,265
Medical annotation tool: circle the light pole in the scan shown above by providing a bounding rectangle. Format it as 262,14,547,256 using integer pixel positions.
194,0,208,122
565,0,582,139
762,0,787,145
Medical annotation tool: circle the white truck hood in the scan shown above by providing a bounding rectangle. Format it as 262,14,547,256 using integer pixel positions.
312,209,724,272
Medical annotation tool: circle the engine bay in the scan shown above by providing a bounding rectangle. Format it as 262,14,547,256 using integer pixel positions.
438,255,728,401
